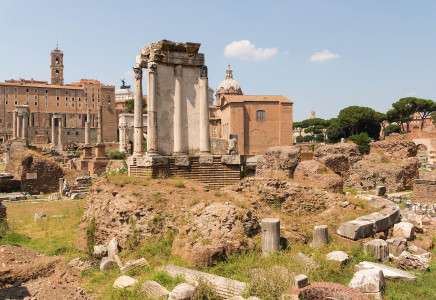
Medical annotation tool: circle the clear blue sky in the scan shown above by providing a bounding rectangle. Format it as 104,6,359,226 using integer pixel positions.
1,0,435,121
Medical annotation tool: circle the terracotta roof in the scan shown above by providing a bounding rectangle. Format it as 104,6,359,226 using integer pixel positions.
222,95,293,104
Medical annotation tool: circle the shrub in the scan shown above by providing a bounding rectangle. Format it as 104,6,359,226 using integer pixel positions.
108,150,127,160
303,135,313,142
383,124,402,136
296,136,304,143
348,132,370,154
315,133,325,142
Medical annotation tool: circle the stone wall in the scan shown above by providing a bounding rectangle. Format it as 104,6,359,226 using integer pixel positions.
256,146,301,178
314,143,362,178
413,179,436,205
370,140,417,159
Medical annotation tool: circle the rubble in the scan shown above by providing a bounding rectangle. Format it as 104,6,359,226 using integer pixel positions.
255,146,301,178
326,251,349,265
349,269,384,300
314,143,362,178
112,275,138,289
354,261,417,281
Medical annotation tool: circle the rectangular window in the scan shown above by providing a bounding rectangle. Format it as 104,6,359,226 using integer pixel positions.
65,90,68,95
56,90,60,95
5,100,8,104
72,103,75,107
14,94,17,99
72,91,75,96
34,101,37,106
34,88,38,93
213,127,217,134
26,88,29,93
14,100,18,105
85,103,88,108
78,97,81,102
5,94,8,98
92,104,95,108
65,97,68,101
75,132,79,136
65,103,68,107
26,95,29,99
57,96,60,101
5,87,9,92
72,97,75,101
45,95,48,100
85,88,87,92
78,91,81,96
45,89,48,94
57,103,60,107
78,103,81,108
256,110,265,121
92,88,94,92
45,102,48,107
14,87,18,92
34,95,37,100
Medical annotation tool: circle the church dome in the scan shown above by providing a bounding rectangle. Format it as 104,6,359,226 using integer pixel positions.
217,65,242,95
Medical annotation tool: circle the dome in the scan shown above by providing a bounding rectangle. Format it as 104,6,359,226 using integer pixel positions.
217,65,242,95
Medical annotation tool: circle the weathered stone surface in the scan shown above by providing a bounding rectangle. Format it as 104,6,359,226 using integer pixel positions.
168,283,196,300
314,143,362,178
100,257,117,271
174,155,190,167
326,251,349,265
34,212,46,221
295,252,318,270
394,251,430,270
370,140,417,159
113,275,138,289
354,261,417,281
312,225,328,247
227,297,244,300
221,154,244,165
386,237,407,256
337,220,373,240
198,154,213,165
141,280,170,299
165,264,246,299
261,218,280,255
345,157,419,191
120,258,149,274
114,254,124,269
107,237,119,259
294,160,343,193
408,244,427,254
93,245,107,259
393,222,415,240
255,146,301,178
48,192,60,200
349,269,384,299
171,203,259,266
374,186,386,196
364,239,389,262
294,274,309,288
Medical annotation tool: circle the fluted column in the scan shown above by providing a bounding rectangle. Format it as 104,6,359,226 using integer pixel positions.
12,111,17,139
133,66,143,156
22,112,28,139
199,66,210,153
16,115,21,138
97,105,103,144
173,65,183,155
147,62,158,155
58,116,63,150
85,109,91,145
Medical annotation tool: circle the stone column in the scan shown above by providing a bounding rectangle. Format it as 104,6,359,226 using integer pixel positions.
29,113,33,128
97,105,103,144
133,66,143,156
199,66,210,153
58,116,63,151
147,62,158,155
51,116,56,144
22,112,28,139
84,122,90,145
119,125,126,152
12,111,17,139
16,114,21,138
261,218,280,255
312,225,328,247
173,65,183,155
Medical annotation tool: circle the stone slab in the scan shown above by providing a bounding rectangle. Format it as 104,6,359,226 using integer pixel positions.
354,261,417,281
337,220,374,240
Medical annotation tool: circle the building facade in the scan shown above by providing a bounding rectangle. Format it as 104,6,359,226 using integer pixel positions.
209,66,293,156
0,46,117,143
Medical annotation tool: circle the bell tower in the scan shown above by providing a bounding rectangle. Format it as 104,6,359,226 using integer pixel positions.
50,45,64,85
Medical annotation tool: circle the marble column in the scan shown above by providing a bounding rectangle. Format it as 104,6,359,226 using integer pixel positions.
85,109,91,145
173,65,183,155
58,116,63,150
12,111,17,139
133,66,143,156
16,115,21,138
119,125,126,152
22,112,28,139
51,116,56,144
29,113,33,128
97,105,103,144
199,66,210,153
147,62,158,155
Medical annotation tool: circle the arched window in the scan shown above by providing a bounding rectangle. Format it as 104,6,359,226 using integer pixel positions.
256,110,265,121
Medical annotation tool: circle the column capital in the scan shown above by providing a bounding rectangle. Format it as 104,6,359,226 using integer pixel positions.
133,66,143,80
147,61,157,72
174,65,183,77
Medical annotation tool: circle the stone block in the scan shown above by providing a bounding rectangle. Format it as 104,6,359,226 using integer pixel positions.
94,245,108,259
114,254,124,268
386,237,407,256
199,154,213,166
294,274,309,288
113,275,138,289
356,212,390,233
221,154,244,165
107,237,119,259
175,155,190,167
349,269,384,299
364,239,389,262
34,212,46,221
394,251,429,270
355,261,417,281
393,222,414,240
326,251,349,266
337,220,374,240
100,257,117,271
408,244,426,254
374,186,386,196
141,280,170,299
312,225,328,247
168,283,196,300
121,258,149,274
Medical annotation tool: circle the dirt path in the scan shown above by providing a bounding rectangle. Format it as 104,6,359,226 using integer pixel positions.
0,245,93,300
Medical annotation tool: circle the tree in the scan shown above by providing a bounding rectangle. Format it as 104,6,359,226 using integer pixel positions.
415,98,436,129
300,118,330,139
125,98,147,113
383,124,402,136
390,97,418,132
303,135,313,142
293,121,304,136
315,133,325,142
296,136,304,143
348,132,370,154
326,121,346,143
337,106,381,139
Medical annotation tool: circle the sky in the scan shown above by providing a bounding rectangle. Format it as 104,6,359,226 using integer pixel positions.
1,0,436,121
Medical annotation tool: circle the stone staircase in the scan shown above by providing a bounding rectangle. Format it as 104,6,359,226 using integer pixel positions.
69,176,93,199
